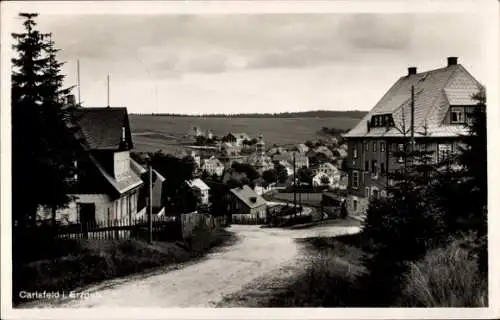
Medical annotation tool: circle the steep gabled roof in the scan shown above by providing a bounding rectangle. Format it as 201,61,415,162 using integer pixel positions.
88,154,143,196
344,62,482,139
186,178,210,191
73,107,133,150
230,185,267,209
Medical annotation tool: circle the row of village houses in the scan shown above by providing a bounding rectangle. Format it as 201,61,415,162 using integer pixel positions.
37,56,483,224
35,107,274,226
35,107,346,226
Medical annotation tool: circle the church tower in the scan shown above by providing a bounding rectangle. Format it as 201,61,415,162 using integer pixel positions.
256,134,265,156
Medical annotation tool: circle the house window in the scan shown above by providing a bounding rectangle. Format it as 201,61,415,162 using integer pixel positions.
372,160,378,175
438,144,452,162
381,162,386,174
365,143,369,152
381,142,385,152
465,107,475,125
373,142,377,152
381,190,387,198
365,161,369,171
365,187,370,198
353,199,358,212
372,189,379,199
451,109,464,124
352,170,360,189
353,146,358,159
398,144,404,163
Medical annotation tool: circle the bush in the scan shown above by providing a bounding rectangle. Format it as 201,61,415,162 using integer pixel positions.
398,238,487,307
265,236,366,307
14,225,236,306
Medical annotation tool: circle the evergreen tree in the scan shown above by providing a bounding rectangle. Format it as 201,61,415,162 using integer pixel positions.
11,13,79,228
262,169,278,186
360,99,446,306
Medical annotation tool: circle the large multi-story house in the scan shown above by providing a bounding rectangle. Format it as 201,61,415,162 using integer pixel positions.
37,107,144,225
342,57,483,218
201,156,225,177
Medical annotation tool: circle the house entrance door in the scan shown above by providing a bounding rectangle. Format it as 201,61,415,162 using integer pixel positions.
79,203,96,238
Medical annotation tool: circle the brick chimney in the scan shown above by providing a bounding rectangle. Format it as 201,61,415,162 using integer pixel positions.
408,67,417,75
447,57,458,66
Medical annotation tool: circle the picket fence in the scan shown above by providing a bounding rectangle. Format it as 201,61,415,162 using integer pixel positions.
56,212,228,241
56,215,180,241
230,215,267,225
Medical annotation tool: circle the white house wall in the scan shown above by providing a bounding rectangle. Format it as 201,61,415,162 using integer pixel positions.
37,191,140,225
113,151,131,179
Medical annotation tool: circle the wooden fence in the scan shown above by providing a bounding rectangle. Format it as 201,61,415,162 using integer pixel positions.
53,212,229,242
56,215,181,241
230,215,267,225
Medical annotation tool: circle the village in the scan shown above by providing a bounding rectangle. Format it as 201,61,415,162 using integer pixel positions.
37,111,351,234
6,9,491,312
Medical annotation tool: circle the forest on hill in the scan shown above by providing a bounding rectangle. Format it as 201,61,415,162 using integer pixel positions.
131,110,367,119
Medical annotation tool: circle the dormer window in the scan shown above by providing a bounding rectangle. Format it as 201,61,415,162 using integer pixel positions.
450,107,465,124
121,126,126,141
370,114,394,127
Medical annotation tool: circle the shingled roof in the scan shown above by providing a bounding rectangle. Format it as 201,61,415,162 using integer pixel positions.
344,58,483,139
74,107,133,150
230,185,267,209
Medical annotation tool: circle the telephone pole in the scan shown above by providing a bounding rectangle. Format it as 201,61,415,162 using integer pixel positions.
107,74,110,108
77,59,81,105
293,152,297,213
148,162,153,244
410,85,416,151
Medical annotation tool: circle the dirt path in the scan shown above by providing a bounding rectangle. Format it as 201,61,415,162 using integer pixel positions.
27,224,360,308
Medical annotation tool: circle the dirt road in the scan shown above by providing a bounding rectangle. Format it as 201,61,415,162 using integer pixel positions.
28,224,361,308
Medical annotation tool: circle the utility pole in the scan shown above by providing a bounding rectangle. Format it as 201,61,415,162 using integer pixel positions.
107,74,110,108
410,85,416,152
77,59,81,105
147,158,153,244
293,152,297,213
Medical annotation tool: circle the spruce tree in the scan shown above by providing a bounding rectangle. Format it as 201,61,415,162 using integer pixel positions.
11,13,79,228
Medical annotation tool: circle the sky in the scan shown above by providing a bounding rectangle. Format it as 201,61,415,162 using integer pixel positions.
10,13,488,114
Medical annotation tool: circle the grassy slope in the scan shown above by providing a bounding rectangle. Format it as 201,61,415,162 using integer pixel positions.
14,228,236,306
221,232,487,307
129,116,360,153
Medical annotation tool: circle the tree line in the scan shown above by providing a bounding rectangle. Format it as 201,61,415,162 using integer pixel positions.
131,110,367,119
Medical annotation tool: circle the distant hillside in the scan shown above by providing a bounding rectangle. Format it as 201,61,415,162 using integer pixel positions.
131,110,367,119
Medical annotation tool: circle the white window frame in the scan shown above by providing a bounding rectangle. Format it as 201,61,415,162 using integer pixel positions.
438,144,452,162
365,187,370,198
380,142,385,152
352,170,360,189
397,143,404,163
353,146,358,159
451,109,464,124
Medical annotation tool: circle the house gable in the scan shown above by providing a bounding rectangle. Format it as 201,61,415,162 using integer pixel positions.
344,58,483,139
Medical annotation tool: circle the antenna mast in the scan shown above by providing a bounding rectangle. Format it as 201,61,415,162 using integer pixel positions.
77,60,81,105
107,74,110,107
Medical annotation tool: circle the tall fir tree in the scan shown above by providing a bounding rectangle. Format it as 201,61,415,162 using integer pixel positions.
11,13,80,228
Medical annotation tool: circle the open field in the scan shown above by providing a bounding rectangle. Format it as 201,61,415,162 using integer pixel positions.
129,116,361,153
